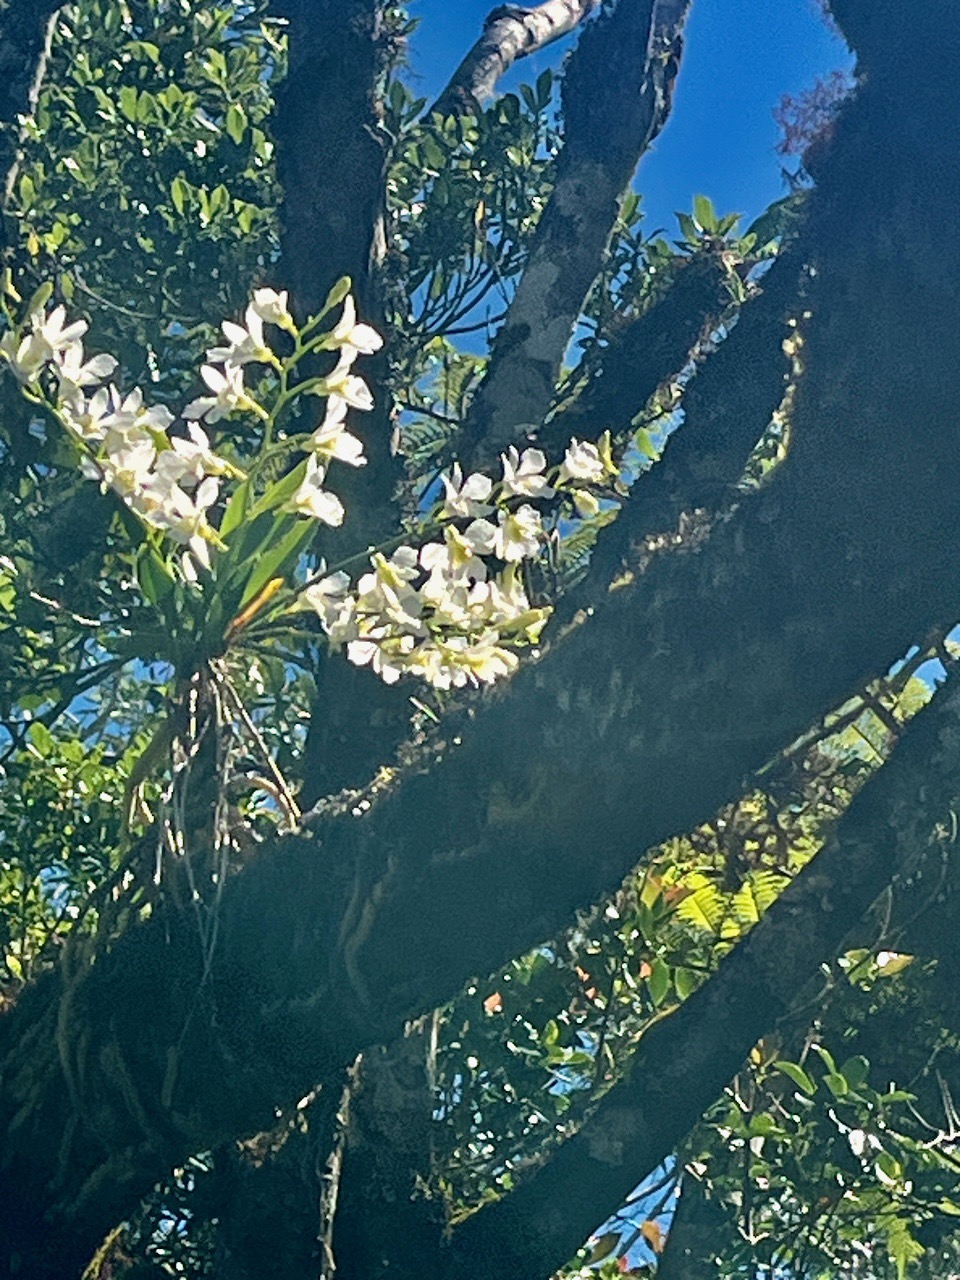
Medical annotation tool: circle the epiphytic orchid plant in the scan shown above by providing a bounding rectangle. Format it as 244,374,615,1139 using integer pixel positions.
1,274,623,698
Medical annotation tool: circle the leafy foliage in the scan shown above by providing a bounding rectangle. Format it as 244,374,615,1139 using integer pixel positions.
1,3,959,1278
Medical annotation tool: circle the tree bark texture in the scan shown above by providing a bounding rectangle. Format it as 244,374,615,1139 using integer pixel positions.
3,1,960,1274
274,0,405,802
444,680,960,1278
331,1020,444,1280
273,0,401,555
273,0,385,320
432,0,599,117
654,1175,727,1280
462,0,691,464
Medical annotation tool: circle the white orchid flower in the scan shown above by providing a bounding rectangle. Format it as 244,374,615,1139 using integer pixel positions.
55,346,117,402
250,287,295,333
1,305,89,383
331,295,383,356
420,521,493,586
155,424,234,489
494,504,543,562
303,571,357,643
288,455,345,527
441,464,493,518
324,352,375,412
558,438,606,485
60,385,114,443
308,396,367,467
347,632,416,685
499,446,554,499
158,475,221,559
184,363,251,424
206,304,272,367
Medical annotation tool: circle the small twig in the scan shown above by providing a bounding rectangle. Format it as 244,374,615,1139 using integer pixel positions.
71,269,159,321
318,1057,361,1280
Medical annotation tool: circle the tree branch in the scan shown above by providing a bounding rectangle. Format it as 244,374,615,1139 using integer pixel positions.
555,246,799,627
655,1174,729,1280
273,0,385,321
445,674,960,1280
431,0,600,118
461,0,692,465
2,4,960,1272
331,1019,444,1280
273,0,407,801
272,0,401,552
536,251,733,458
0,0,63,248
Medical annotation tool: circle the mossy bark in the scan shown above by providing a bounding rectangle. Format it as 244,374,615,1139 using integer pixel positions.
3,2,960,1274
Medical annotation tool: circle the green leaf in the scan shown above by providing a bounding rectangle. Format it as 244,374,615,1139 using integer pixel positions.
674,966,699,1001
774,1060,816,1096
135,91,157,124
248,459,309,520
676,211,700,244
136,547,175,607
536,68,553,110
840,1054,870,1091
225,102,247,145
717,211,742,237
25,281,53,316
541,1018,560,1049
170,176,189,215
27,722,56,758
126,39,160,63
118,86,139,122
675,876,724,933
647,957,670,1006
884,1216,923,1280
824,1071,849,1098
238,518,316,609
693,193,718,233
811,1043,837,1075
220,479,251,538
209,184,230,217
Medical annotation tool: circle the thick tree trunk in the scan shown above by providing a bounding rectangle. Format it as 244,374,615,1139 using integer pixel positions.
273,0,385,321
445,676,960,1279
273,0,406,799
3,2,960,1273
272,0,400,554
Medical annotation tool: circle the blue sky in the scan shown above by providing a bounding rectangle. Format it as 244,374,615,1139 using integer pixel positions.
405,0,853,237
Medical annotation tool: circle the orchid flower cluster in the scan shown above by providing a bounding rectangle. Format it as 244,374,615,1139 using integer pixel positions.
0,281,380,573
0,277,622,692
302,434,620,690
